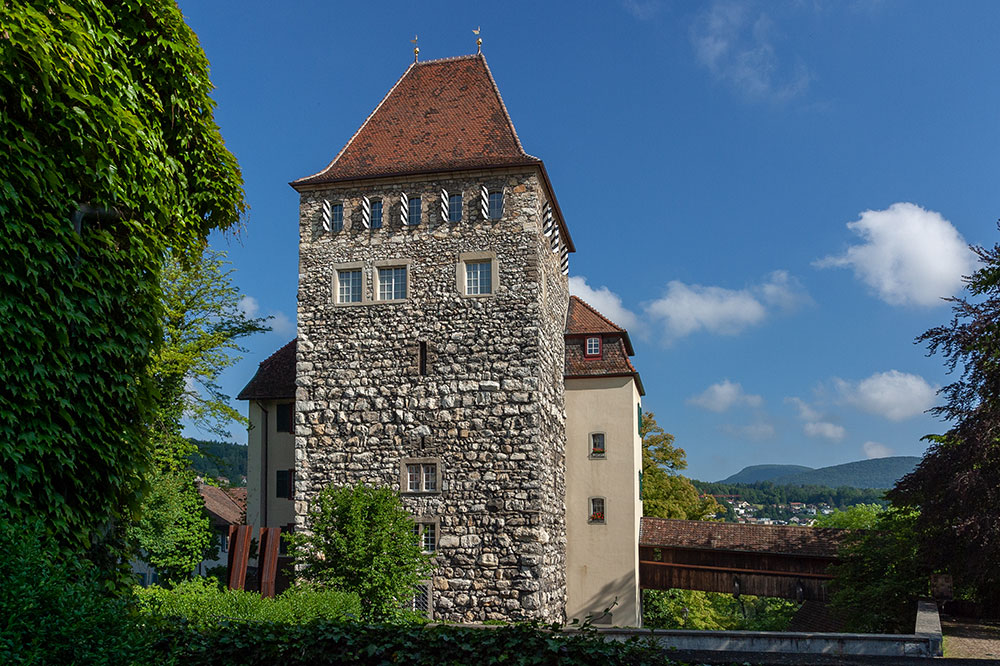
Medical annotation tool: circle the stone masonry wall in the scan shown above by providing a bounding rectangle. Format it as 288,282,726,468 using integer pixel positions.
294,168,568,622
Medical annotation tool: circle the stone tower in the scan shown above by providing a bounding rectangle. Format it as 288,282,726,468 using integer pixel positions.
289,54,574,622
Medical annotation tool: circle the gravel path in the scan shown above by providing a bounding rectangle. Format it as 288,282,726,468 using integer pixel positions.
942,615,1000,660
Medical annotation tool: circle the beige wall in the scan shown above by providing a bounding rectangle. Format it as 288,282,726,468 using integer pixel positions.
246,400,296,530
565,375,642,626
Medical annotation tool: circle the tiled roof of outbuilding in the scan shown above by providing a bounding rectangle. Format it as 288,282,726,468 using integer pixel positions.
198,483,245,527
237,338,296,401
639,517,845,558
567,296,625,336
293,55,538,185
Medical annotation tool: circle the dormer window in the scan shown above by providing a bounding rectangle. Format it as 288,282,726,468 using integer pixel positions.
585,336,602,358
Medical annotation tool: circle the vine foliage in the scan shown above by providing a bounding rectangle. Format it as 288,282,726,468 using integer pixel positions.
0,0,245,563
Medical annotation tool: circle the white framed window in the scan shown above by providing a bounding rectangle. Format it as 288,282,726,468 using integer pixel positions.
457,251,497,298
590,433,606,458
589,497,606,524
402,459,440,494
378,266,407,301
330,202,343,231
488,191,503,220
465,260,492,295
413,522,437,553
337,269,362,303
448,194,463,222
408,196,422,225
585,336,602,358
332,262,366,305
371,199,383,229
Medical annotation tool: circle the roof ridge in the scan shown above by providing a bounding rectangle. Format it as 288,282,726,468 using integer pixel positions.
291,62,417,186
477,54,528,156
569,295,626,332
413,53,480,66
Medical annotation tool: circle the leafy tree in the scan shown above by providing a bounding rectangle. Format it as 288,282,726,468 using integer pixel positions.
0,0,245,567
827,508,925,633
641,412,719,519
129,250,268,583
643,589,798,631
287,484,432,621
889,228,1000,609
189,439,249,483
814,503,883,529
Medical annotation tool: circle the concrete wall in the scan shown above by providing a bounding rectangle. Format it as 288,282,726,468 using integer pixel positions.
246,399,296,530
565,375,642,626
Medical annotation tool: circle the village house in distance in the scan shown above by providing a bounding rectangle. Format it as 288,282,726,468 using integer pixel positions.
239,52,645,625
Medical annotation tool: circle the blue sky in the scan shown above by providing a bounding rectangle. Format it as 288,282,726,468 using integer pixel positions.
178,1,1000,481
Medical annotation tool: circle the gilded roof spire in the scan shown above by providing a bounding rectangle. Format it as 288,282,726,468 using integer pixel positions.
411,34,419,62
473,26,482,54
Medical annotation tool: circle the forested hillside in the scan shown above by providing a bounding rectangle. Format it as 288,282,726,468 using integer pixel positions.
718,456,919,489
189,439,247,483
693,480,886,508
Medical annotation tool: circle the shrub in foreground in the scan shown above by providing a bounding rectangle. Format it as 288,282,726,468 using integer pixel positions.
135,577,360,627
0,524,150,666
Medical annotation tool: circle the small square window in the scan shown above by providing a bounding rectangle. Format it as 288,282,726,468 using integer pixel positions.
408,196,422,225
590,433,606,458
589,497,606,524
448,194,463,222
488,191,503,220
276,403,293,433
403,460,440,494
585,336,602,358
330,203,343,231
410,581,433,619
466,260,492,295
378,266,407,301
337,269,362,303
371,200,383,229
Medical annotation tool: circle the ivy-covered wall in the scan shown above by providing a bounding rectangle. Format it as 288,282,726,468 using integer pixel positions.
0,0,245,559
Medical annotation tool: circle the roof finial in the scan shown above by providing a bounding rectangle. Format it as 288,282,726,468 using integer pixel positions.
473,26,482,54
411,34,419,62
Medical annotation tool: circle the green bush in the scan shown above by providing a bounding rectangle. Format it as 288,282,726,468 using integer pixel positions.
0,524,151,666
149,620,666,665
135,578,360,627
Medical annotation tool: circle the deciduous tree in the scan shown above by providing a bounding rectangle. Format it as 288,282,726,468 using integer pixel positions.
890,228,1000,609
641,412,719,520
287,484,432,621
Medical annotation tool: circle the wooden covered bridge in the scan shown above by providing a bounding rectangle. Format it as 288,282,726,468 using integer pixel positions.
639,518,847,601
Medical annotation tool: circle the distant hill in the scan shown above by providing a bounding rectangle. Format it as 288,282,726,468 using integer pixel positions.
189,439,247,484
719,456,921,489
721,464,813,484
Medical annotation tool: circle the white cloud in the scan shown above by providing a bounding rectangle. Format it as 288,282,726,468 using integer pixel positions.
622,0,662,20
863,441,894,459
691,1,811,102
689,379,763,412
786,397,820,422
723,422,776,440
269,311,295,336
836,370,937,421
804,421,846,441
645,271,806,340
787,396,845,440
815,202,975,306
238,295,260,317
568,276,641,332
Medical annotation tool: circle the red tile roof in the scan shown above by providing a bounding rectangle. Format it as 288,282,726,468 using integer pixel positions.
564,296,643,394
294,55,538,185
290,54,574,252
237,338,296,400
639,517,846,558
198,483,245,527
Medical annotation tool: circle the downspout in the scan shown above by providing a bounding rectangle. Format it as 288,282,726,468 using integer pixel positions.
257,402,269,527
